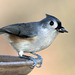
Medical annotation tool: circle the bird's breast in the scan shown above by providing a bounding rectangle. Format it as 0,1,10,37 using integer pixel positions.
37,30,58,50
4,30,58,52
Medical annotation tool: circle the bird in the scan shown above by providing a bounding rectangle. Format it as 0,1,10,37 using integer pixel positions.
0,14,68,68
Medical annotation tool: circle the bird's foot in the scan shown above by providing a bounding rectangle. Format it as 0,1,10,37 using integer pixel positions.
19,52,43,69
19,55,37,69
30,52,43,68
29,56,37,69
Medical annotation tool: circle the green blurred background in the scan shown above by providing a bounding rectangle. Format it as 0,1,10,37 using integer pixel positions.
0,0,75,75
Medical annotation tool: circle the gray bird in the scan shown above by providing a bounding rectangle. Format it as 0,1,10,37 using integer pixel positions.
0,14,68,68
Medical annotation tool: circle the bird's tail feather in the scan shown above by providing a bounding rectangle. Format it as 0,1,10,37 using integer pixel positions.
0,28,5,34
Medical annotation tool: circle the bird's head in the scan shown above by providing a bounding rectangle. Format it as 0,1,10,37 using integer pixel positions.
40,14,68,33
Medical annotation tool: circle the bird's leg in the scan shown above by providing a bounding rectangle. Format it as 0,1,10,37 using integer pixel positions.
18,51,43,68
18,51,37,68
18,51,30,59
30,52,43,68
18,51,23,57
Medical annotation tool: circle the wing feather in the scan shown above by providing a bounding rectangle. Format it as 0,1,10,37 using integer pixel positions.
0,23,38,38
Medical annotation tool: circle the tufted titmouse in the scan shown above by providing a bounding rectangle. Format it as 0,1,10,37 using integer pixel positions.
0,14,68,68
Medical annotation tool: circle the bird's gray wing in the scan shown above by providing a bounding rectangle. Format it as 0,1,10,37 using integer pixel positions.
0,23,38,38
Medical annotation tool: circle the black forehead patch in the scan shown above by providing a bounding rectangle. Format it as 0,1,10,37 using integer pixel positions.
56,21,62,29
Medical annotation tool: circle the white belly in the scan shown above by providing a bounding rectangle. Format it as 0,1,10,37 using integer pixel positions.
4,30,58,53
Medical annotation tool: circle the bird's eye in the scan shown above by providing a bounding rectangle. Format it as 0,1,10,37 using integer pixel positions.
50,21,54,26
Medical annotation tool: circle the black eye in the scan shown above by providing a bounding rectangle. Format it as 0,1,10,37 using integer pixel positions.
50,21,54,26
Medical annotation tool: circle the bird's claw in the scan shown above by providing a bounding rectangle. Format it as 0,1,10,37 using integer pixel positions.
30,52,43,68
19,52,43,69
29,56,43,69
29,57,37,69
36,55,43,68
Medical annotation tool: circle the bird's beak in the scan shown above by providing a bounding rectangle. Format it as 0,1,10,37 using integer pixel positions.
56,27,68,33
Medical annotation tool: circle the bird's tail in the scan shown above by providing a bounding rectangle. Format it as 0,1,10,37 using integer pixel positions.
0,28,5,34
